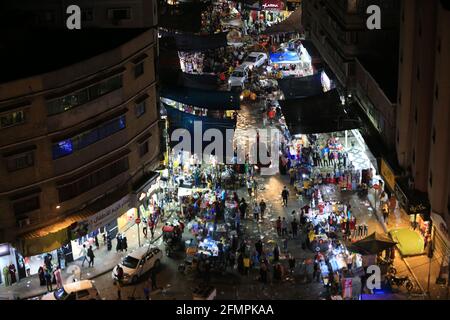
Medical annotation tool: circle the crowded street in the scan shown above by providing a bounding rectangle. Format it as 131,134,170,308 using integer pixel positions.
1,0,448,302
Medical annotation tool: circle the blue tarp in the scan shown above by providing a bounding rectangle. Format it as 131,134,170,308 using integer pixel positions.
165,105,236,151
270,51,301,64
160,85,240,110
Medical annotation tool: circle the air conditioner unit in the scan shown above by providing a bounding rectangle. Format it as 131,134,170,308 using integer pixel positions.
17,218,30,228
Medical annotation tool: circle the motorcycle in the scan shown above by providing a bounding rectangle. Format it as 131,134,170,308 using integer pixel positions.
386,274,415,292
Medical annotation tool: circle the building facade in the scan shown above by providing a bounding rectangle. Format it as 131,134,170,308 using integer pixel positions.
0,0,158,29
0,28,162,266
302,0,400,149
395,0,450,253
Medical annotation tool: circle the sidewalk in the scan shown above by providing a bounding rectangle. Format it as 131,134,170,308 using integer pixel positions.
0,213,171,300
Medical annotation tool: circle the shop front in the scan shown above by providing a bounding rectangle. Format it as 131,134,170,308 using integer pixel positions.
69,194,131,260
16,226,72,279
430,212,450,285
394,178,432,250
131,171,162,224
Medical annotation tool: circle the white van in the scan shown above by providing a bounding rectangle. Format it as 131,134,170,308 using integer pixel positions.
112,246,162,284
41,280,100,300
228,65,250,89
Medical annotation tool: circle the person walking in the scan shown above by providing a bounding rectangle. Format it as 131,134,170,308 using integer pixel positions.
116,234,122,252
80,244,88,267
142,217,148,238
281,186,289,207
259,199,267,219
247,178,253,197
276,217,282,236
255,239,263,258
288,254,296,274
122,236,128,252
253,202,260,221
115,265,124,300
151,269,158,290
45,268,53,292
273,245,280,262
143,279,151,300
149,219,155,239
239,198,248,220
281,217,288,237
53,266,63,289
87,245,95,267
291,218,299,238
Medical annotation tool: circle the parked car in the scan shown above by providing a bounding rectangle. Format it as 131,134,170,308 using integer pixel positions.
242,52,268,70
40,280,100,300
228,65,250,89
112,246,162,284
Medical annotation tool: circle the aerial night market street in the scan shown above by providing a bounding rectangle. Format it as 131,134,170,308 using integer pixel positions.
0,0,449,305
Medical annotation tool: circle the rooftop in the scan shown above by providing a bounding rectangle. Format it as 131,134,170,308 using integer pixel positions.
0,28,149,84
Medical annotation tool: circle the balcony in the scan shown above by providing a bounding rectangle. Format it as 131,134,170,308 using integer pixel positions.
46,88,124,132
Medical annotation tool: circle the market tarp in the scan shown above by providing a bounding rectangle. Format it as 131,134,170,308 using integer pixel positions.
270,50,301,64
165,105,236,153
279,89,361,134
161,85,240,110
179,72,219,90
277,73,323,99
389,228,425,256
159,3,205,33
264,7,304,34
349,232,397,255
174,32,228,51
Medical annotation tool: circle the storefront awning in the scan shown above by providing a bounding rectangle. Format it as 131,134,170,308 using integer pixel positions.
277,73,323,99
173,32,228,52
161,85,240,110
165,105,236,152
179,72,219,90
270,50,301,64
132,171,160,193
279,89,361,134
395,178,430,216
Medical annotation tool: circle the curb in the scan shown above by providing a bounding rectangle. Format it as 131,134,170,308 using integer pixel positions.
17,211,175,300
18,233,165,300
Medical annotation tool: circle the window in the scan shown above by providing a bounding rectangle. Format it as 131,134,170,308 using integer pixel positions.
135,101,146,118
58,157,129,202
134,62,144,78
108,8,131,20
7,152,34,172
13,196,40,215
47,75,122,115
139,141,149,157
52,115,126,159
0,110,25,129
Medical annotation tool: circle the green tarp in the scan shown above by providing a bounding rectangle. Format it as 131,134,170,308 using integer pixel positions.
389,228,425,256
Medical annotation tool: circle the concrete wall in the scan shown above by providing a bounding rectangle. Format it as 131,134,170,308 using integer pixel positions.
0,28,161,245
